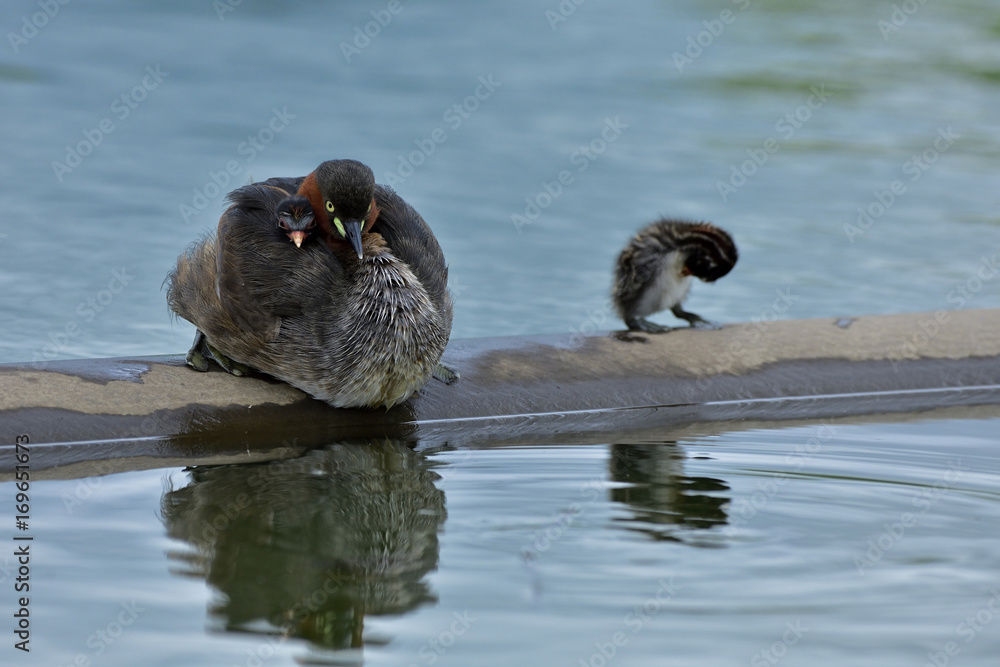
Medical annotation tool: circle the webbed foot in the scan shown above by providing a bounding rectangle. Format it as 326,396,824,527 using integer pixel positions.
670,307,721,331
185,331,211,372
432,363,460,385
186,330,251,376
625,318,674,334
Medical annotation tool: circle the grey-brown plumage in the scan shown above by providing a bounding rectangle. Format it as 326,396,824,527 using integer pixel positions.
613,219,737,333
165,160,453,409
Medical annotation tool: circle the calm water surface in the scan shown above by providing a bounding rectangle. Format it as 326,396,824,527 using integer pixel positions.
13,415,1000,666
2,0,1000,664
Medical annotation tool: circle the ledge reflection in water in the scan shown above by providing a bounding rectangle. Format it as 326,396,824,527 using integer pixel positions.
608,443,729,540
160,440,445,653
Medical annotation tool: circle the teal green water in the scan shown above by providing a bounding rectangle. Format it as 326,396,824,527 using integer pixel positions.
2,0,1000,664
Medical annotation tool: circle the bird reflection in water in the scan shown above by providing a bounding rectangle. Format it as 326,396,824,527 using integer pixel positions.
608,443,729,540
160,440,445,661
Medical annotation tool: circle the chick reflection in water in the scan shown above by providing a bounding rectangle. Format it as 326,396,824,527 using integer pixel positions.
160,441,445,656
608,443,729,540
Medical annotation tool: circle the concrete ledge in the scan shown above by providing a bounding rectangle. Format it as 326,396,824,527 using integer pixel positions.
2,309,999,477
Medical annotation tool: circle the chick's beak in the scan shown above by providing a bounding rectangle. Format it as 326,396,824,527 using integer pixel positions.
288,231,306,248
344,219,364,259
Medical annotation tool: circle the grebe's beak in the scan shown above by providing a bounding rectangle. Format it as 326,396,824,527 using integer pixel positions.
343,219,364,259
288,231,306,248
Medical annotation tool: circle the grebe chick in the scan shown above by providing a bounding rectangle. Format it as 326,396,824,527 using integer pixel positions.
612,219,737,333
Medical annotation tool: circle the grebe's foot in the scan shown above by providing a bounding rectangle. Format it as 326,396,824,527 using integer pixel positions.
689,319,723,331
206,343,250,376
626,318,674,334
432,363,460,385
185,330,211,372
612,330,649,343
670,306,720,330
186,330,250,376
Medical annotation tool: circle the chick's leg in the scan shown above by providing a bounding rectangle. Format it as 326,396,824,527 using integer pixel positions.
625,317,674,334
670,305,721,330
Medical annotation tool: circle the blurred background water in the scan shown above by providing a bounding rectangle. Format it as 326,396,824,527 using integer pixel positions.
2,0,1000,665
